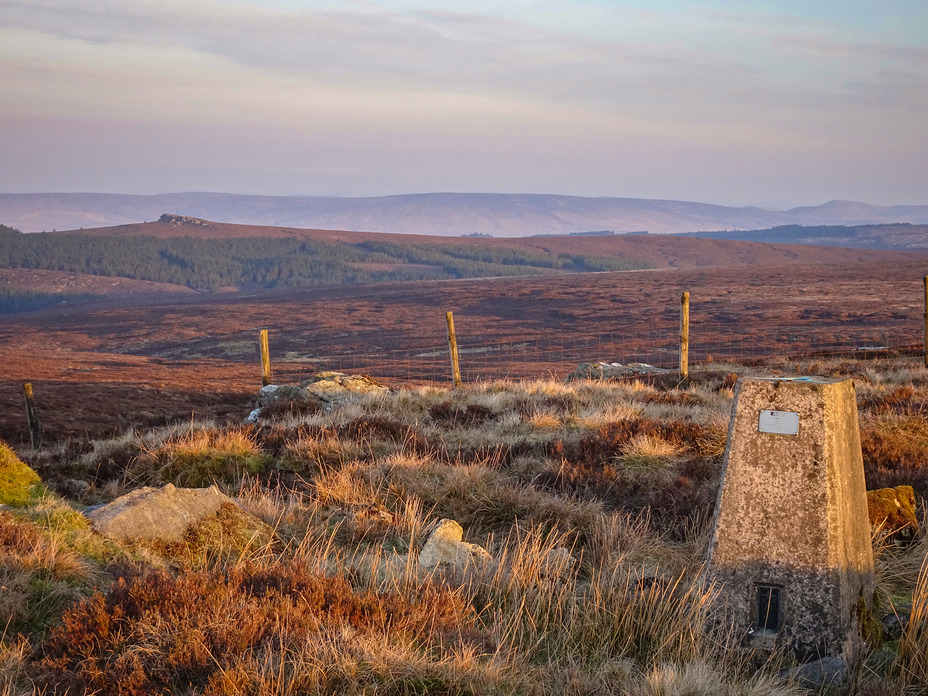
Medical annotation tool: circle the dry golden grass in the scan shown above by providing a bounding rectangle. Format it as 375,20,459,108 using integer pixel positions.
10,357,928,695
892,553,928,692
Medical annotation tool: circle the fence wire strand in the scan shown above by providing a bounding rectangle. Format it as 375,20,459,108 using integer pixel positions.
256,319,923,387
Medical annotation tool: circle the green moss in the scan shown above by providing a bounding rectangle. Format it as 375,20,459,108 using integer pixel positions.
858,591,884,651
0,440,45,506
160,451,274,487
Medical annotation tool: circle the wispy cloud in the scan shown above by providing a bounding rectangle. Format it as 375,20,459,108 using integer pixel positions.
0,0,925,204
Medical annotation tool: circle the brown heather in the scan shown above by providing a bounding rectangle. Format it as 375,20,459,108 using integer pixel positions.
34,564,479,696
6,356,928,695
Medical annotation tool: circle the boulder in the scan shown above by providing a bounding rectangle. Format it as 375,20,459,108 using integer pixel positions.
778,657,847,690
89,483,240,543
0,440,44,507
867,485,919,542
418,518,491,571
256,384,317,408
565,362,673,382
301,371,389,405
249,373,388,422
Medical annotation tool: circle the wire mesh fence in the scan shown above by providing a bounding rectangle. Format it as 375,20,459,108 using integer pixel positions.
260,318,924,387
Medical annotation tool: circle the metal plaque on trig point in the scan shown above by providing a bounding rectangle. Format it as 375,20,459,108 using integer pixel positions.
758,410,800,435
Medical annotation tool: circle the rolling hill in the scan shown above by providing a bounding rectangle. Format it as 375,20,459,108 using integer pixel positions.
2,216,926,315
2,192,928,236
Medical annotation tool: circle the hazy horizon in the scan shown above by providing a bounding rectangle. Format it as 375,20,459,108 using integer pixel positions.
2,1,927,209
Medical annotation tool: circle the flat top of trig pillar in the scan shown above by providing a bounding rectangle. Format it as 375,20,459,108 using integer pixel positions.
744,376,849,385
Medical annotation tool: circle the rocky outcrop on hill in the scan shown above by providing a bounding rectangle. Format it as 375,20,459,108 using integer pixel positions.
88,483,260,543
159,213,209,227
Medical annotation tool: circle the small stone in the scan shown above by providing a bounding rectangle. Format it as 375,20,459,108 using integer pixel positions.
419,518,491,571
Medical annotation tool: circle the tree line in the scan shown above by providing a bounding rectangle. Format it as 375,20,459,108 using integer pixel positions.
0,228,654,299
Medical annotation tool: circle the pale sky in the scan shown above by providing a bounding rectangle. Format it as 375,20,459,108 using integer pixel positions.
1,0,926,207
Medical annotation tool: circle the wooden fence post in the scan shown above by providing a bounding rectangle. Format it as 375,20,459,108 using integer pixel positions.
446,311,463,388
680,291,690,379
260,329,272,386
924,276,927,368
23,382,42,449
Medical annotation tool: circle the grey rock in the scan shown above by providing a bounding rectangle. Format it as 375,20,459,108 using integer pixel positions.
89,483,236,542
300,371,389,405
882,600,912,641
257,384,309,408
778,657,847,690
565,362,673,382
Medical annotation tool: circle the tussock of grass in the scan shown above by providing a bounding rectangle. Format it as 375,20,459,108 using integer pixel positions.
152,426,275,487
11,357,928,695
893,554,928,691
0,510,100,636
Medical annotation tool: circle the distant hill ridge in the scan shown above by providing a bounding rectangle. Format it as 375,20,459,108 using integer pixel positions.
677,223,928,250
2,192,928,236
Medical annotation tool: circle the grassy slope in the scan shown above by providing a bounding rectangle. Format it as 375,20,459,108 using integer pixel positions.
2,356,928,695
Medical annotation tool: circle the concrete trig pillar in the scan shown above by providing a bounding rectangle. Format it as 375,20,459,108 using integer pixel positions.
708,376,874,662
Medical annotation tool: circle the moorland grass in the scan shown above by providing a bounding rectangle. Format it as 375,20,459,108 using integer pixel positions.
5,357,928,694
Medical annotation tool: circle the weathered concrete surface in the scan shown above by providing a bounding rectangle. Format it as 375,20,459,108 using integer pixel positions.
89,483,235,542
708,376,874,663
418,518,491,571
867,485,919,543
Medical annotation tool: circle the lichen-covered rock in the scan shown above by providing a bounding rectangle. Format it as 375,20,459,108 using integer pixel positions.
418,518,491,571
301,371,389,405
0,440,44,507
867,485,919,542
89,483,240,542
565,362,673,382
257,384,316,408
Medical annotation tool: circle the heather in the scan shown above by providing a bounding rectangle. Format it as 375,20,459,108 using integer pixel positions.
2,356,927,695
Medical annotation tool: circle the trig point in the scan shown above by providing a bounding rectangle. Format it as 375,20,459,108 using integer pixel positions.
708,376,874,662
